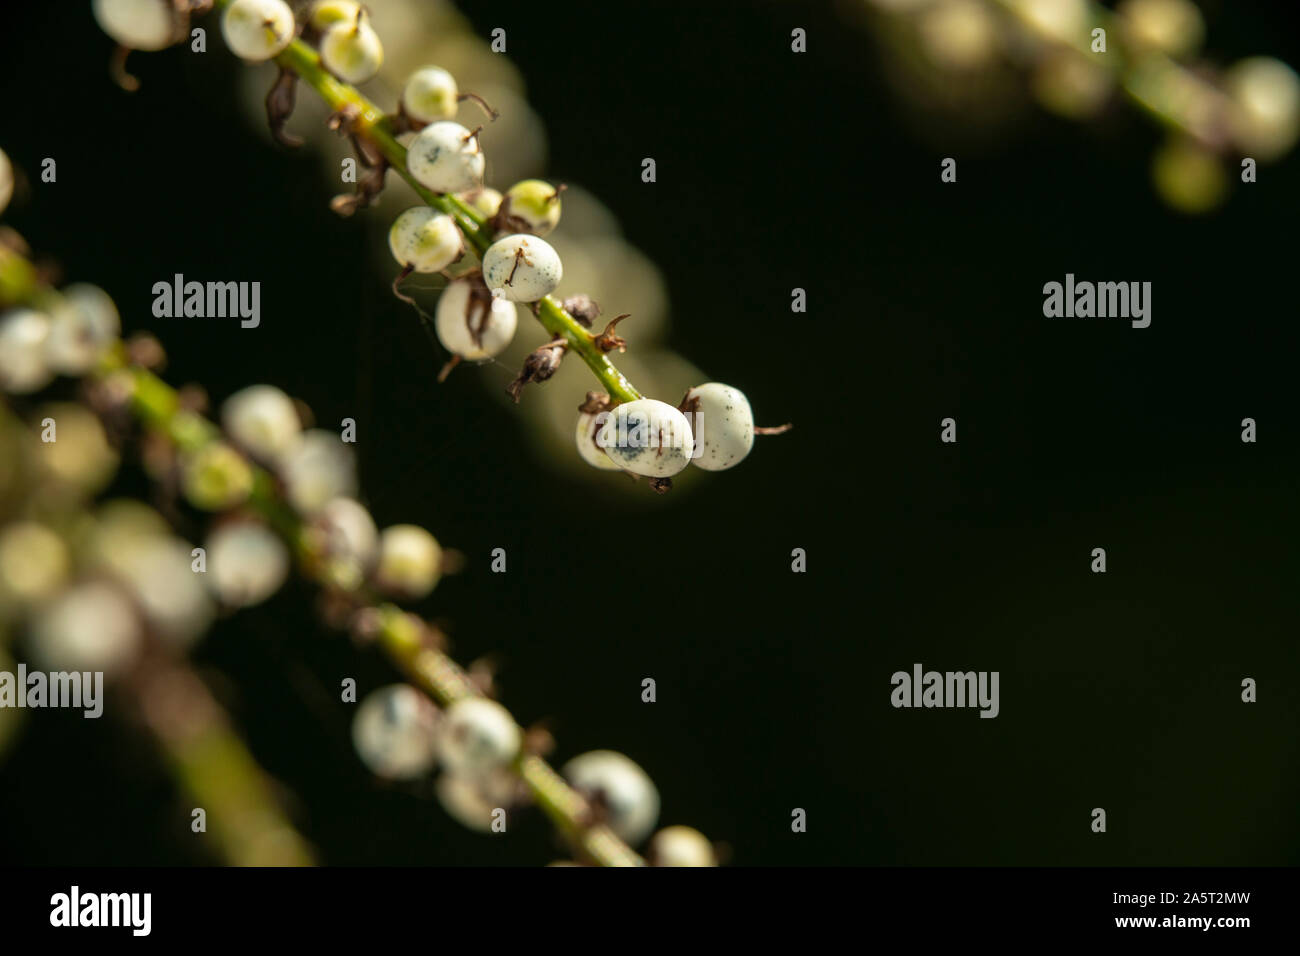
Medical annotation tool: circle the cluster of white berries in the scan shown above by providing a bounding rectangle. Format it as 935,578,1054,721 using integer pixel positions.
219,383,445,597
387,58,568,365
89,2,783,484
386,63,778,483
577,382,764,479
390,61,774,482
94,0,386,85
0,280,450,726
349,687,715,864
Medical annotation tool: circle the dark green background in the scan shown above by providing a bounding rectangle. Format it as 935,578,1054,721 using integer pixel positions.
1,0,1297,865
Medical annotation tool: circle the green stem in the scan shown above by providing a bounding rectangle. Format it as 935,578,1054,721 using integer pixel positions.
213,0,642,404
133,656,317,866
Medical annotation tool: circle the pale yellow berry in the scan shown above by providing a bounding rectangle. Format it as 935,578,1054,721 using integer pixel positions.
221,0,295,62
649,826,717,867
500,179,563,236
388,207,464,273
403,66,459,124
375,524,443,598
93,0,178,51
320,18,383,84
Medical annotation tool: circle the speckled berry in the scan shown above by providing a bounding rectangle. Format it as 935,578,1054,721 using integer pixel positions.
402,66,459,124
406,121,485,194
481,234,563,303
221,0,295,62
684,382,753,472
388,207,464,273
434,278,517,360
575,410,620,471
562,750,660,846
438,698,520,775
596,399,694,478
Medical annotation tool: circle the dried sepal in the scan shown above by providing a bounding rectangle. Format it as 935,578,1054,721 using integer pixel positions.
265,67,303,148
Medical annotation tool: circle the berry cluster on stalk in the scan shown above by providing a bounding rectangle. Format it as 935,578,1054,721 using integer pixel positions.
0,202,718,863
92,0,790,495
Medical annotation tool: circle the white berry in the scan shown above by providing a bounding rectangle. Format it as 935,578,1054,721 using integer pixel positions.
438,698,520,775
221,0,295,62
307,0,360,32
434,278,517,360
29,581,141,678
501,179,563,236
575,410,620,471
93,0,177,51
0,308,54,395
1226,57,1300,161
406,121,485,194
105,533,213,647
352,684,440,780
45,284,121,375
280,429,358,514
221,384,302,462
684,382,753,472
375,524,443,599
596,399,694,478
320,17,383,84
436,768,517,832
205,521,290,608
562,750,660,846
649,826,717,867
316,496,378,575
481,234,563,303
463,186,503,218
402,66,459,124
388,207,463,273
0,522,70,606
